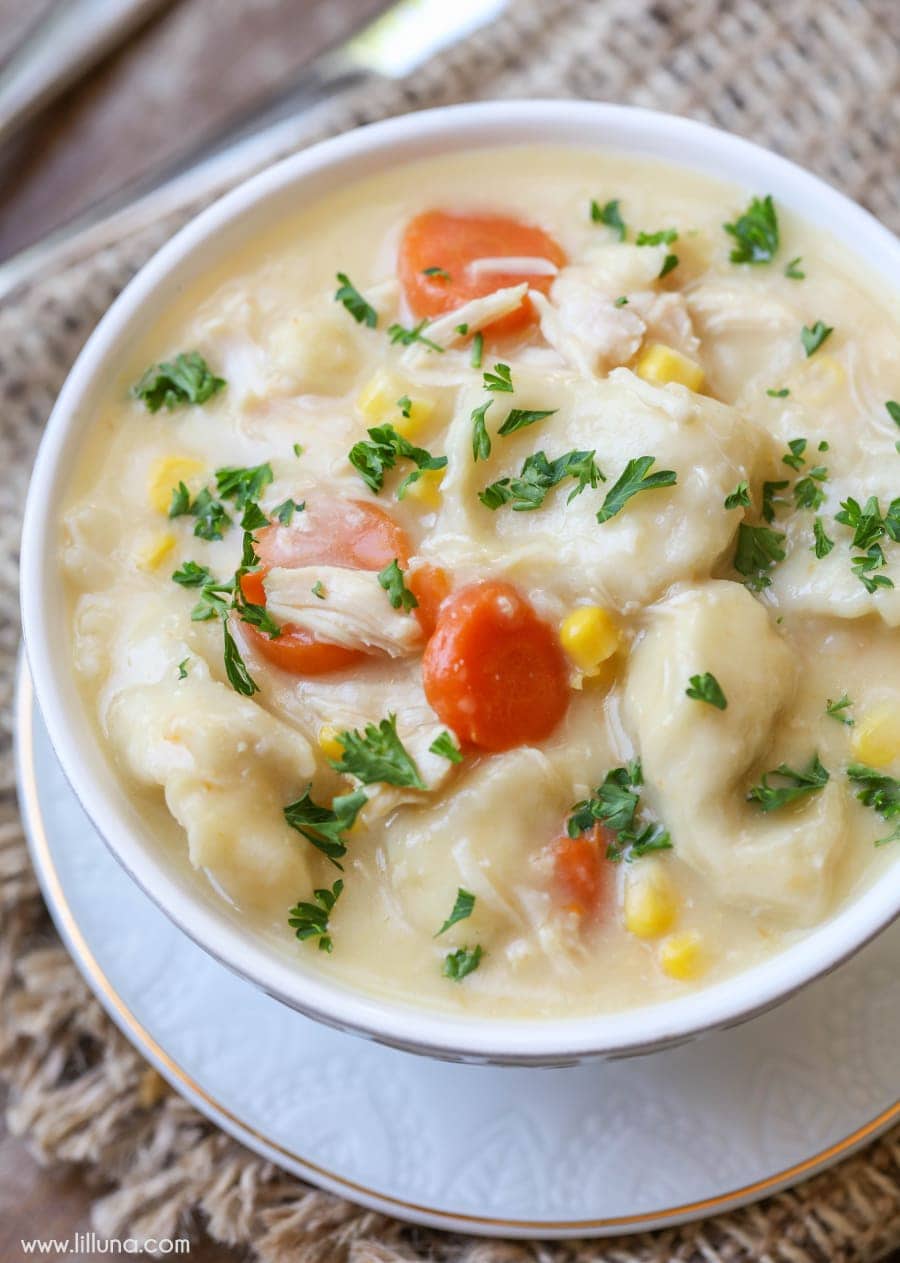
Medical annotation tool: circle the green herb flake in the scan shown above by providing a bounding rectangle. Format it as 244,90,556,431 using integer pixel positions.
471,331,484,369
793,466,828,511
723,195,779,265
455,323,469,336
635,228,678,247
283,788,368,868
847,764,900,844
273,498,305,525
747,754,829,812
442,945,484,981
886,401,900,428
595,455,677,525
825,694,854,726
762,479,789,523
782,437,808,471
724,481,751,510
223,618,259,696
329,714,426,789
567,761,671,863
293,442,304,457
334,272,377,327
497,407,558,437
480,449,603,512
311,580,326,600
734,522,786,590
177,658,190,680
484,362,513,393
215,463,274,509
767,387,790,398
659,253,679,278
471,400,492,462
349,424,446,496
422,266,451,280
288,879,344,953
784,256,805,280
813,516,835,558
132,351,225,413
801,321,833,357
590,198,626,240
614,295,629,307
172,560,213,588
190,489,232,541
686,672,727,710
397,395,412,418
436,888,475,937
429,731,463,764
377,558,418,612
387,319,443,352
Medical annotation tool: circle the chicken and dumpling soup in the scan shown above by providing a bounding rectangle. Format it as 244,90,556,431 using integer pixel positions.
62,147,900,1017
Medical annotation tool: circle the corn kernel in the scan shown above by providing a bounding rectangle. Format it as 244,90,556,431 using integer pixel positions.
402,467,444,509
134,531,176,571
851,703,900,768
318,724,345,762
659,930,705,981
147,456,205,515
357,369,434,438
559,607,620,675
635,343,705,393
624,864,678,939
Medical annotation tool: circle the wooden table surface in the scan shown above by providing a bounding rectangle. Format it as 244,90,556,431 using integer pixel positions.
0,1,381,1256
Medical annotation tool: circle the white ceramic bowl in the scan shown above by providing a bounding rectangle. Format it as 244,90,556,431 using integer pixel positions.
20,101,900,1065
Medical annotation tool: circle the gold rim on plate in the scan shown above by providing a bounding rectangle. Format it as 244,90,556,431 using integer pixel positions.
16,666,899,1233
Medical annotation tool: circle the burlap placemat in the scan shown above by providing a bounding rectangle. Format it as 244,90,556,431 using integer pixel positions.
2,0,899,1258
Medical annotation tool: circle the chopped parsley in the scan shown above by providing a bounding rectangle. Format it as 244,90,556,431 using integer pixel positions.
187,575,234,622
293,442,304,457
659,253,679,278
724,481,751,510
767,387,790,398
455,323,469,336
349,424,447,496
334,272,377,327
484,362,513,393
686,672,727,710
273,498,304,525
762,480,789,523
283,787,368,868
846,764,900,844
782,437,808,471
801,321,833,357
240,501,268,532
215,463,274,509
387,319,443,352
793,465,828,511
614,295,629,307
835,495,900,550
131,351,225,412
886,401,900,428
429,731,463,764
497,407,557,436
723,195,779,265
442,945,484,981
813,517,835,558
746,754,829,812
635,228,678,247
825,694,854,726
223,618,259,696
590,198,626,240
471,400,492,462
567,762,671,862
595,455,676,525
329,714,426,789
288,880,343,953
422,266,451,280
851,546,894,593
186,488,232,541
784,256,805,280
172,560,213,588
471,331,484,368
436,888,475,936
377,558,418,611
311,580,326,599
734,522,786,590
480,449,603,512
177,658,189,679
397,395,412,418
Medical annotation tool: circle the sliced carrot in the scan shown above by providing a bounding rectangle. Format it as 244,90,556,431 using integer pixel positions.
239,499,413,676
408,563,451,638
421,580,569,752
551,826,613,920
398,211,566,341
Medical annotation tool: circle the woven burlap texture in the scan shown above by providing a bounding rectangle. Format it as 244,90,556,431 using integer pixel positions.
2,0,899,1258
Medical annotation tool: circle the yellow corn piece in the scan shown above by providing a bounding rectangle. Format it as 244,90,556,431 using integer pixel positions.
357,369,434,439
402,467,444,509
659,930,705,981
147,456,205,515
624,864,678,939
559,606,620,676
317,725,345,763
851,703,900,768
134,531,176,571
635,343,705,393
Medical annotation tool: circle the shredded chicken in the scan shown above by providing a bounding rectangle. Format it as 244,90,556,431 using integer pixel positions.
264,566,424,657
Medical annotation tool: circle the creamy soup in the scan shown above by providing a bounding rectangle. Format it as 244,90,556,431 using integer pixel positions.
62,146,900,1018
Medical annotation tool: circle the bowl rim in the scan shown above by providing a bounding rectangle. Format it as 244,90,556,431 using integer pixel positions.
20,98,900,1064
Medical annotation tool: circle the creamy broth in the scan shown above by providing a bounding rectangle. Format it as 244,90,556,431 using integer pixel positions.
62,146,899,1018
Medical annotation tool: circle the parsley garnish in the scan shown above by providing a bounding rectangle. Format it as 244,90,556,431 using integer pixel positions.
283,788,367,868
595,456,676,525
686,672,727,710
442,945,484,981
397,395,412,418
567,762,671,862
484,363,513,392
723,195,779,264
436,888,475,936
801,321,833,357
851,546,894,593
288,880,343,953
422,266,451,280
782,437,807,471
387,319,443,352
377,558,418,611
825,694,854,726
215,463,273,509
223,619,259,696
497,408,557,436
784,256,805,279
471,332,484,368
886,401,900,428
734,522,786,590
429,731,463,764
329,715,425,789
349,424,447,496
188,488,232,541
762,480,789,523
724,481,751,510
835,495,900,550
293,442,304,457
455,323,469,335
334,273,377,327
794,466,828,511
747,754,829,812
767,387,790,398
635,228,678,246
659,253,679,278
172,560,212,588
813,517,835,557
188,576,233,622
132,351,225,412
614,295,628,307
311,580,326,599
177,658,189,679
590,198,626,240
240,501,268,532
471,400,492,462
273,498,304,525
480,449,603,512
847,764,900,844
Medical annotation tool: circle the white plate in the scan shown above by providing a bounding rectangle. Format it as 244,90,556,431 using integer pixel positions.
15,665,899,1238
